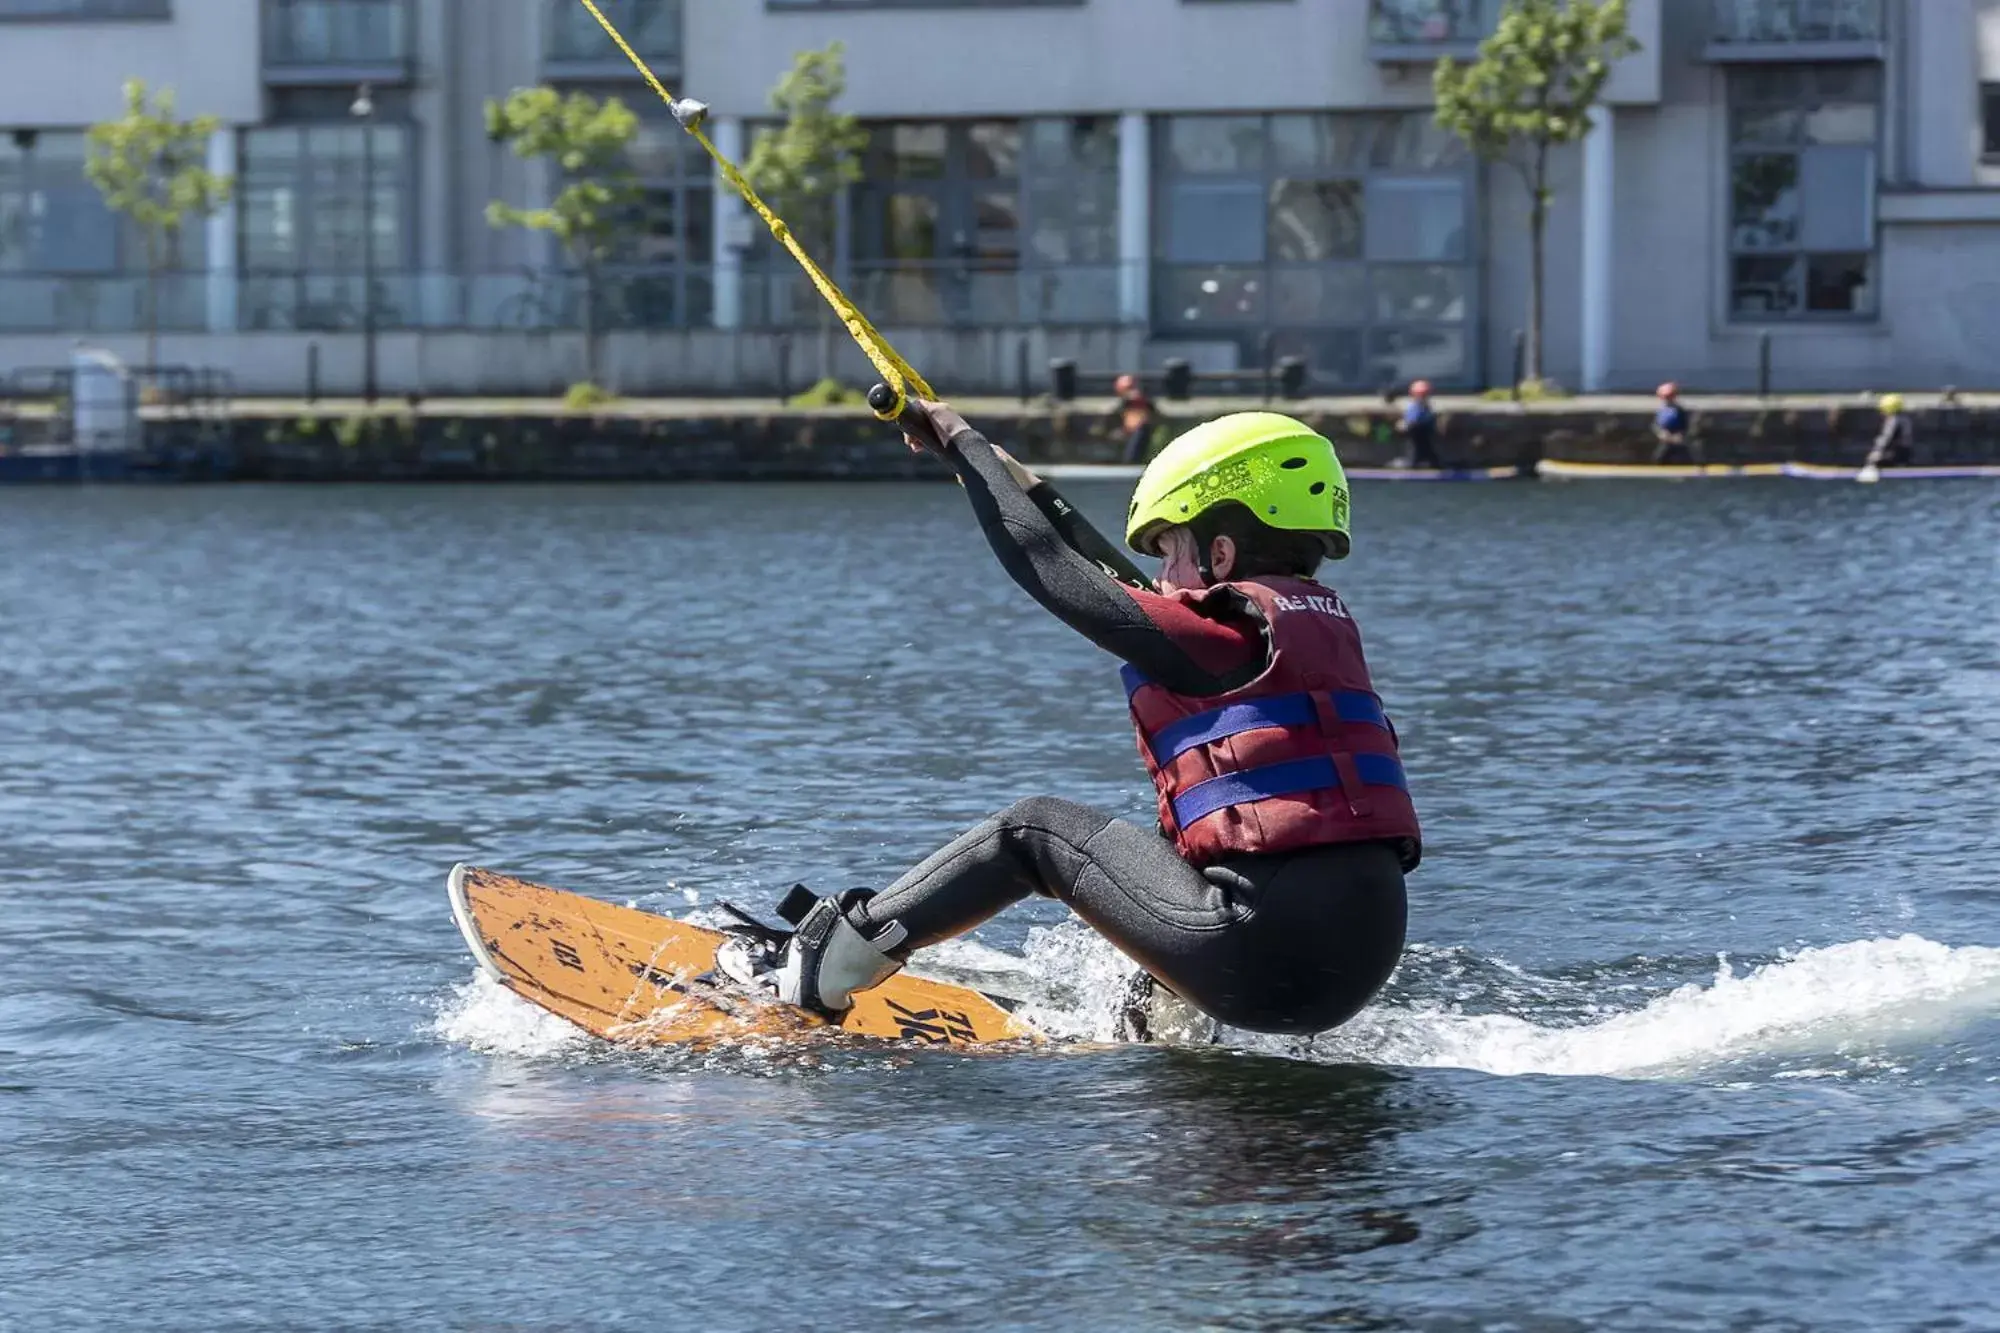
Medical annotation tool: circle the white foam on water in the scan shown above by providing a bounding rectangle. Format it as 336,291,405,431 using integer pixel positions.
431,892,2000,1082
925,923,2000,1080
432,971,586,1059
1290,934,2000,1079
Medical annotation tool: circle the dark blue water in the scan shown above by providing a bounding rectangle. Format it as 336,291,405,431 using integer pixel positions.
3,477,1996,1331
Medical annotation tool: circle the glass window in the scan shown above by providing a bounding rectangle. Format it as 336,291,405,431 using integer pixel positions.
238,123,409,330
1164,180,1265,263
1805,253,1873,314
1731,153,1800,249
966,122,1020,179
1156,265,1266,325
1797,145,1873,251
1983,85,2000,160
1372,265,1467,322
1365,177,1465,262
1727,65,1878,320
1269,264,1365,323
1166,116,1265,173
1025,116,1117,175
884,124,946,179
883,193,939,260
1267,180,1361,262
0,130,189,276
1731,254,1802,317
1269,115,1345,173
546,0,679,62
1154,110,1476,386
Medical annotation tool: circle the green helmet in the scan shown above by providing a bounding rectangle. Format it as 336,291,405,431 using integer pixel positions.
1125,412,1351,560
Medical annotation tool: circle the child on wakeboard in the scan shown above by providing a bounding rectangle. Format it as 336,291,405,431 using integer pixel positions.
722,402,1420,1037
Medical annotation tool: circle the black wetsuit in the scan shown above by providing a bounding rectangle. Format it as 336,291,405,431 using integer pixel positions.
1873,415,1915,467
848,427,1411,1036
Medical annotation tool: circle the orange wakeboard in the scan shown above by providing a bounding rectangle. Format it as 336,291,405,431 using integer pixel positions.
447,864,1036,1049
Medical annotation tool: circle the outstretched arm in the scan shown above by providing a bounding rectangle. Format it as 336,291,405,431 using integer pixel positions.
905,405,1265,697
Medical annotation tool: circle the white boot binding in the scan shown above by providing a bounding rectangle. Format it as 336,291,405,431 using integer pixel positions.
776,889,907,1016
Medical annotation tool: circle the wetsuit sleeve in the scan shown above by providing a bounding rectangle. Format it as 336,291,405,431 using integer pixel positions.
944,427,1266,696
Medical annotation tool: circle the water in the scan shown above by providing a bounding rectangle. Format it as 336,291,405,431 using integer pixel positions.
3,477,1996,1331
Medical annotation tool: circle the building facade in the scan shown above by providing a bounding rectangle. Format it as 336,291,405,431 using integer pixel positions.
1,0,1996,395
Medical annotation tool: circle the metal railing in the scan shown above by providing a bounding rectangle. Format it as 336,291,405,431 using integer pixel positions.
0,274,214,335
0,265,1133,334
1710,0,1884,45
0,262,1482,337
738,262,1126,328
263,0,409,67
0,0,170,18
1368,0,1500,48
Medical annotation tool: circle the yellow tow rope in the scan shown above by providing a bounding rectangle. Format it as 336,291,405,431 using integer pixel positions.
575,0,932,419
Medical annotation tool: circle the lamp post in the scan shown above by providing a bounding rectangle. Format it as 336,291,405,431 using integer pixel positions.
351,82,377,404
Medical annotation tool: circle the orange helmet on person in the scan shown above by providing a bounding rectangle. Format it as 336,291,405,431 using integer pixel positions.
1657,382,1679,399
1410,379,1432,398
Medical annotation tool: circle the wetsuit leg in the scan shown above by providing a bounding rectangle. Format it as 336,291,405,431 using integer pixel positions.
852,796,1407,1035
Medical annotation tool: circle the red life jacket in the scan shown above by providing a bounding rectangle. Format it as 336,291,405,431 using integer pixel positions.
1122,577,1421,870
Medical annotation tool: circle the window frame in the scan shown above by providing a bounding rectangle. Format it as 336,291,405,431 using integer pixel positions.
1723,64,1884,325
827,115,1120,326
1982,83,2000,164
1151,110,1477,390
234,120,418,332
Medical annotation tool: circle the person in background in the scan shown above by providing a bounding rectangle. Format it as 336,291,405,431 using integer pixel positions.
1864,393,1915,470
1652,383,1696,464
1396,380,1442,470
1112,373,1158,463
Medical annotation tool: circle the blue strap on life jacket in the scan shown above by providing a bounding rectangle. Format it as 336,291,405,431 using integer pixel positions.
1170,754,1408,827
1141,690,1389,765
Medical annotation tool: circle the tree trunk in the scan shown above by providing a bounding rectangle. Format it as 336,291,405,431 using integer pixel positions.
144,230,160,372
1527,142,1549,387
581,256,601,390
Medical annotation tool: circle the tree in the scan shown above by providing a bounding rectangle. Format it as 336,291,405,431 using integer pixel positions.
85,79,233,369
741,43,868,383
1434,0,1638,386
485,87,641,394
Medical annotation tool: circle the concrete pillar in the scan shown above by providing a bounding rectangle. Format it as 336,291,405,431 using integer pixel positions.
205,127,239,334
710,116,745,329
1117,110,1149,326
1580,104,1615,393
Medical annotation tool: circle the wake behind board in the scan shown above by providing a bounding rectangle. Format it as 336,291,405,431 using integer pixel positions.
447,865,1035,1049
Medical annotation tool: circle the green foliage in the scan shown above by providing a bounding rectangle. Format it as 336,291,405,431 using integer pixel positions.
486,87,641,391
741,43,868,258
563,381,618,411
785,377,861,409
485,87,642,264
85,79,233,362
86,80,232,244
1435,0,1638,380
1433,0,1635,172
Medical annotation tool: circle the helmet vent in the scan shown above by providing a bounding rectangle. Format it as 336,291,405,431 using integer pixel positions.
1310,481,1326,495
1280,457,1309,470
